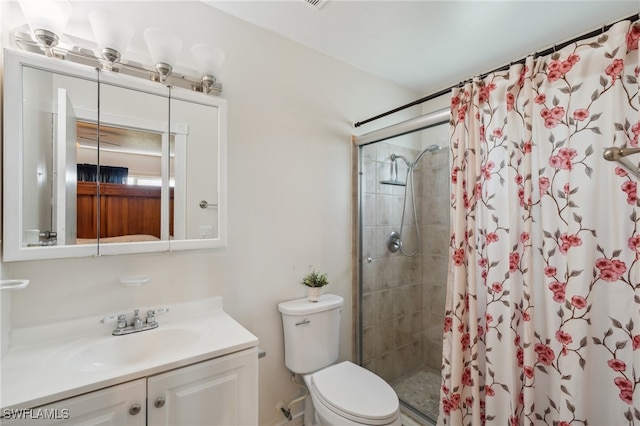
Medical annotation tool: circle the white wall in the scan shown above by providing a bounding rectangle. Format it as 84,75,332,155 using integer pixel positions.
1,1,421,424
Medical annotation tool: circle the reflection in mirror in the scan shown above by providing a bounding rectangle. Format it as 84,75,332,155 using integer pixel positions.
21,66,98,248
97,83,171,245
170,98,220,241
75,122,175,244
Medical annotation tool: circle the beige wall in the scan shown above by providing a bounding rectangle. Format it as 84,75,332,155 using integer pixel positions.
0,1,420,424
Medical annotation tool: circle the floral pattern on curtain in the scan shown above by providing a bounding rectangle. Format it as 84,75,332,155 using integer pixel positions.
440,19,640,425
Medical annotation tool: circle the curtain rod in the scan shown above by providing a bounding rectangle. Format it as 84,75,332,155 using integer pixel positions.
353,12,639,129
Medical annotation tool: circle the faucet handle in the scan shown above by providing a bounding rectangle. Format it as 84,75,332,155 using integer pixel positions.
146,307,169,325
101,314,128,329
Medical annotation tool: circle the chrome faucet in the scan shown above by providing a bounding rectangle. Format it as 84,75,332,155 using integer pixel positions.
101,308,169,336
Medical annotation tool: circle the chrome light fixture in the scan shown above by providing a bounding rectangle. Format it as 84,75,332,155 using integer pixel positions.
191,44,225,94
144,27,182,83
18,0,72,56
88,8,134,71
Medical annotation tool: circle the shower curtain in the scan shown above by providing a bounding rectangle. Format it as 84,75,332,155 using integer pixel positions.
440,19,640,425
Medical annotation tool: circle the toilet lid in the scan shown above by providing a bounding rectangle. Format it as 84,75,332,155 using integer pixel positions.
311,361,399,424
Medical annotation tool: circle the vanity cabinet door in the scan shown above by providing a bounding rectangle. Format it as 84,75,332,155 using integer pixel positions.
147,348,258,426
2,379,146,426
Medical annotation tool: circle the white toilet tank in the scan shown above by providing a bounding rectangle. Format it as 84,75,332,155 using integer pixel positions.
278,294,343,374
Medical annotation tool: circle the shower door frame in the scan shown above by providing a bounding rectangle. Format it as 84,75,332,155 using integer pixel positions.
351,108,449,419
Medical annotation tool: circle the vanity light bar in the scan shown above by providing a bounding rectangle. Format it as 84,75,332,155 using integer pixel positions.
13,30,222,96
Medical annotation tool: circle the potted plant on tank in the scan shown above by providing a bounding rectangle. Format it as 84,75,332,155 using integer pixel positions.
301,269,329,302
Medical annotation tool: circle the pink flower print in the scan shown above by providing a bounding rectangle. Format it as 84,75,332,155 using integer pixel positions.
461,367,473,386
481,161,495,179
523,140,532,153
596,257,627,281
544,266,557,277
559,422,571,426
514,335,520,346
441,398,453,416
620,390,634,405
567,53,580,65
451,166,459,184
632,121,640,146
509,252,520,271
616,166,629,177
450,393,461,409
515,174,523,185
516,347,524,367
539,176,550,195
614,378,634,404
615,376,633,392
633,335,640,350
457,104,467,121
605,59,624,84
486,313,493,325
506,93,515,111
523,311,530,321
608,358,626,372
570,295,587,309
465,396,474,407
548,281,566,302
510,416,519,426
559,60,572,74
491,282,503,293
621,180,637,205
478,83,496,104
461,333,470,350
573,108,589,121
479,124,486,142
492,128,503,138
534,94,546,104
478,258,487,267
453,248,465,266
486,232,499,244
563,183,571,194
555,330,573,345
559,233,582,254
628,235,640,251
520,232,529,243
451,95,461,109
518,66,528,87
485,385,495,396
534,343,555,365
524,366,534,378
626,23,640,51
443,316,453,332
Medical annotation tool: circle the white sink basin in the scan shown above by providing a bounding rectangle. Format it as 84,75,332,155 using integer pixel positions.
64,328,201,373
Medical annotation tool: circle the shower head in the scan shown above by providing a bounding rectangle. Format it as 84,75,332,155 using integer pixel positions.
425,144,442,152
412,144,443,166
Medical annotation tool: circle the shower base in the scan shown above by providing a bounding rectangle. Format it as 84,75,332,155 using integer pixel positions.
392,367,441,423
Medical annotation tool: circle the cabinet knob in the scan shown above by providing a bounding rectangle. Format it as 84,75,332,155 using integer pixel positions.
129,404,141,415
154,397,166,408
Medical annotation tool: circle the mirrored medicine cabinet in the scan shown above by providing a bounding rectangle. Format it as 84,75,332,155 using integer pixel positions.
3,49,228,261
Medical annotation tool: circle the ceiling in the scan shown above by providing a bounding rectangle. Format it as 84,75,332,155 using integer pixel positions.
203,1,639,95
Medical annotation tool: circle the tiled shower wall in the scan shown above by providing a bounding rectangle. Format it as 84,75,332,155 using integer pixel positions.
360,139,449,382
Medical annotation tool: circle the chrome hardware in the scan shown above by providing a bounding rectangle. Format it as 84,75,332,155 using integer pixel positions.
131,309,143,329
387,231,401,253
366,257,372,263
154,397,165,408
199,200,218,209
129,404,141,415
101,308,169,336
295,318,311,326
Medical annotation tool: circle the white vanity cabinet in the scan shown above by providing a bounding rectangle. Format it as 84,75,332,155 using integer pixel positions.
1,380,146,426
147,348,258,426
2,348,258,426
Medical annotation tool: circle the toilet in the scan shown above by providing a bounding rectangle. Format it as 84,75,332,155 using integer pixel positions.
278,294,402,426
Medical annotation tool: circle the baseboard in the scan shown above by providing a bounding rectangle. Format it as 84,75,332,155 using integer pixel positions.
269,411,304,426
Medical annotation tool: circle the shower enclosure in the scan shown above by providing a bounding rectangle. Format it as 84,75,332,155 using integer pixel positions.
356,113,449,423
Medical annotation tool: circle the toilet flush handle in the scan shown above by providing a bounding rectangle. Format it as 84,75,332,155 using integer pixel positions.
295,318,310,326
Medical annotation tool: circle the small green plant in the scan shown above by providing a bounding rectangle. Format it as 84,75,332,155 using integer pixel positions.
301,270,329,288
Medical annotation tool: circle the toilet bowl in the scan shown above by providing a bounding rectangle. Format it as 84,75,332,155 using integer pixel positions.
278,295,402,426
303,361,402,426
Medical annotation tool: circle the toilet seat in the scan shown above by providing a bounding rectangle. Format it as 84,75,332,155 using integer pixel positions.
309,361,400,425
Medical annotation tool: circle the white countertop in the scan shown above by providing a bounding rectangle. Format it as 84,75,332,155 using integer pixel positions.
1,297,258,410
